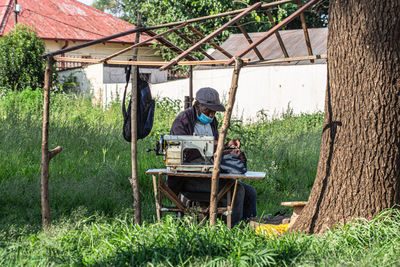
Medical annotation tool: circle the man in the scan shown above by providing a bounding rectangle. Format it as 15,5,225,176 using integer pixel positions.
167,87,257,226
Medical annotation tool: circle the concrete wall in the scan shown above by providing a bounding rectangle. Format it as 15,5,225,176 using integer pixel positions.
151,64,327,121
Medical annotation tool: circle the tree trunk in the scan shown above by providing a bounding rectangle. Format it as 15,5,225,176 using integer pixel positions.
292,0,400,234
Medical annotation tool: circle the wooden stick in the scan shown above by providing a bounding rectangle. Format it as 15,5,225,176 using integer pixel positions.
42,0,293,58
265,9,289,58
226,187,232,228
209,58,243,226
146,30,197,61
187,25,233,59
49,146,62,160
40,57,54,228
159,182,186,211
100,23,187,63
53,57,250,66
297,0,314,63
158,173,163,218
130,14,142,225
229,180,239,212
159,2,262,71
216,180,235,203
236,23,264,60
226,0,320,65
244,54,326,66
152,175,162,223
174,30,215,60
189,66,193,106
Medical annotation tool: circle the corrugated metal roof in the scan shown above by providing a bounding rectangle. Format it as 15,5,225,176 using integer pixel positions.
199,28,327,69
0,0,151,43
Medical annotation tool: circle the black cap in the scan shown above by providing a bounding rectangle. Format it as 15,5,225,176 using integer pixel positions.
195,87,225,112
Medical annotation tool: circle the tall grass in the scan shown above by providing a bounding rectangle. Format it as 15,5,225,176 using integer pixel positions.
0,89,322,230
4,90,398,266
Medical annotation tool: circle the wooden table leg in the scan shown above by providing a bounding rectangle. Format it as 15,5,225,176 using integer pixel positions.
227,179,238,228
159,181,186,211
226,188,232,228
158,173,163,219
152,175,162,223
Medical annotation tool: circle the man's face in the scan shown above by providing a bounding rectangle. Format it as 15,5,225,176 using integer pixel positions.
197,103,216,118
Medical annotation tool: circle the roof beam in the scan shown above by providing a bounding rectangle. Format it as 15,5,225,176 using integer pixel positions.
159,2,262,71
245,54,326,66
236,22,264,60
265,9,289,58
297,0,314,63
145,30,197,61
187,25,233,59
173,30,215,60
99,23,187,63
54,56,250,66
226,0,320,65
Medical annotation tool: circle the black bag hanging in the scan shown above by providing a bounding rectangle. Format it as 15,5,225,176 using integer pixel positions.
122,65,155,142
220,147,248,174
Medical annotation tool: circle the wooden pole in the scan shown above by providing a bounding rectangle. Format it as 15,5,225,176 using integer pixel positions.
209,58,243,226
265,9,289,58
189,66,193,106
14,0,17,25
187,25,233,59
297,0,314,63
236,22,264,60
130,13,142,225
173,30,215,60
40,57,62,228
54,57,250,66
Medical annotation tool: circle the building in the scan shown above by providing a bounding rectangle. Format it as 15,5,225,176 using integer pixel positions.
151,28,328,121
0,0,167,104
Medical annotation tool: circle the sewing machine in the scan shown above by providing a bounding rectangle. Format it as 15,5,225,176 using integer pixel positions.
147,135,214,172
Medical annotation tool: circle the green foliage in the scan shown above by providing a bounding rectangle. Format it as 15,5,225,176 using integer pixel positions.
1,91,399,265
0,24,46,92
1,207,400,266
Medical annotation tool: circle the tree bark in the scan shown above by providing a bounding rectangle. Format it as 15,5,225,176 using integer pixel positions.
292,0,400,234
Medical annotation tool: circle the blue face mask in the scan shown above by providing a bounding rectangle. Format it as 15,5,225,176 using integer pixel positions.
197,113,214,124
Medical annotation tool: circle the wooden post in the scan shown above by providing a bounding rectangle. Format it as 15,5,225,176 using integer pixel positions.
209,58,243,226
189,66,193,106
41,57,62,228
14,0,18,25
130,13,142,224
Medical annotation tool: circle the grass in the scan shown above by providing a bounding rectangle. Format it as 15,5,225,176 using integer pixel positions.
1,89,399,266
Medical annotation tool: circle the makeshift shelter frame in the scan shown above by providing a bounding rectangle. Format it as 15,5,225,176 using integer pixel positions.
39,0,325,228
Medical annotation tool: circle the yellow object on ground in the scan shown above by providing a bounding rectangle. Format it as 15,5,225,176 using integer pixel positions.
255,224,290,237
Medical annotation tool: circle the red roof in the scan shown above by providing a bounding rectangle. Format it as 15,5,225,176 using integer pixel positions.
0,0,150,43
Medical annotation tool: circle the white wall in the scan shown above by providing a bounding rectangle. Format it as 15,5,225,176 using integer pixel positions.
58,63,167,107
151,64,327,121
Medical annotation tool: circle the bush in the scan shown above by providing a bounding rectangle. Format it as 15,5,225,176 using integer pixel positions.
0,24,45,92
